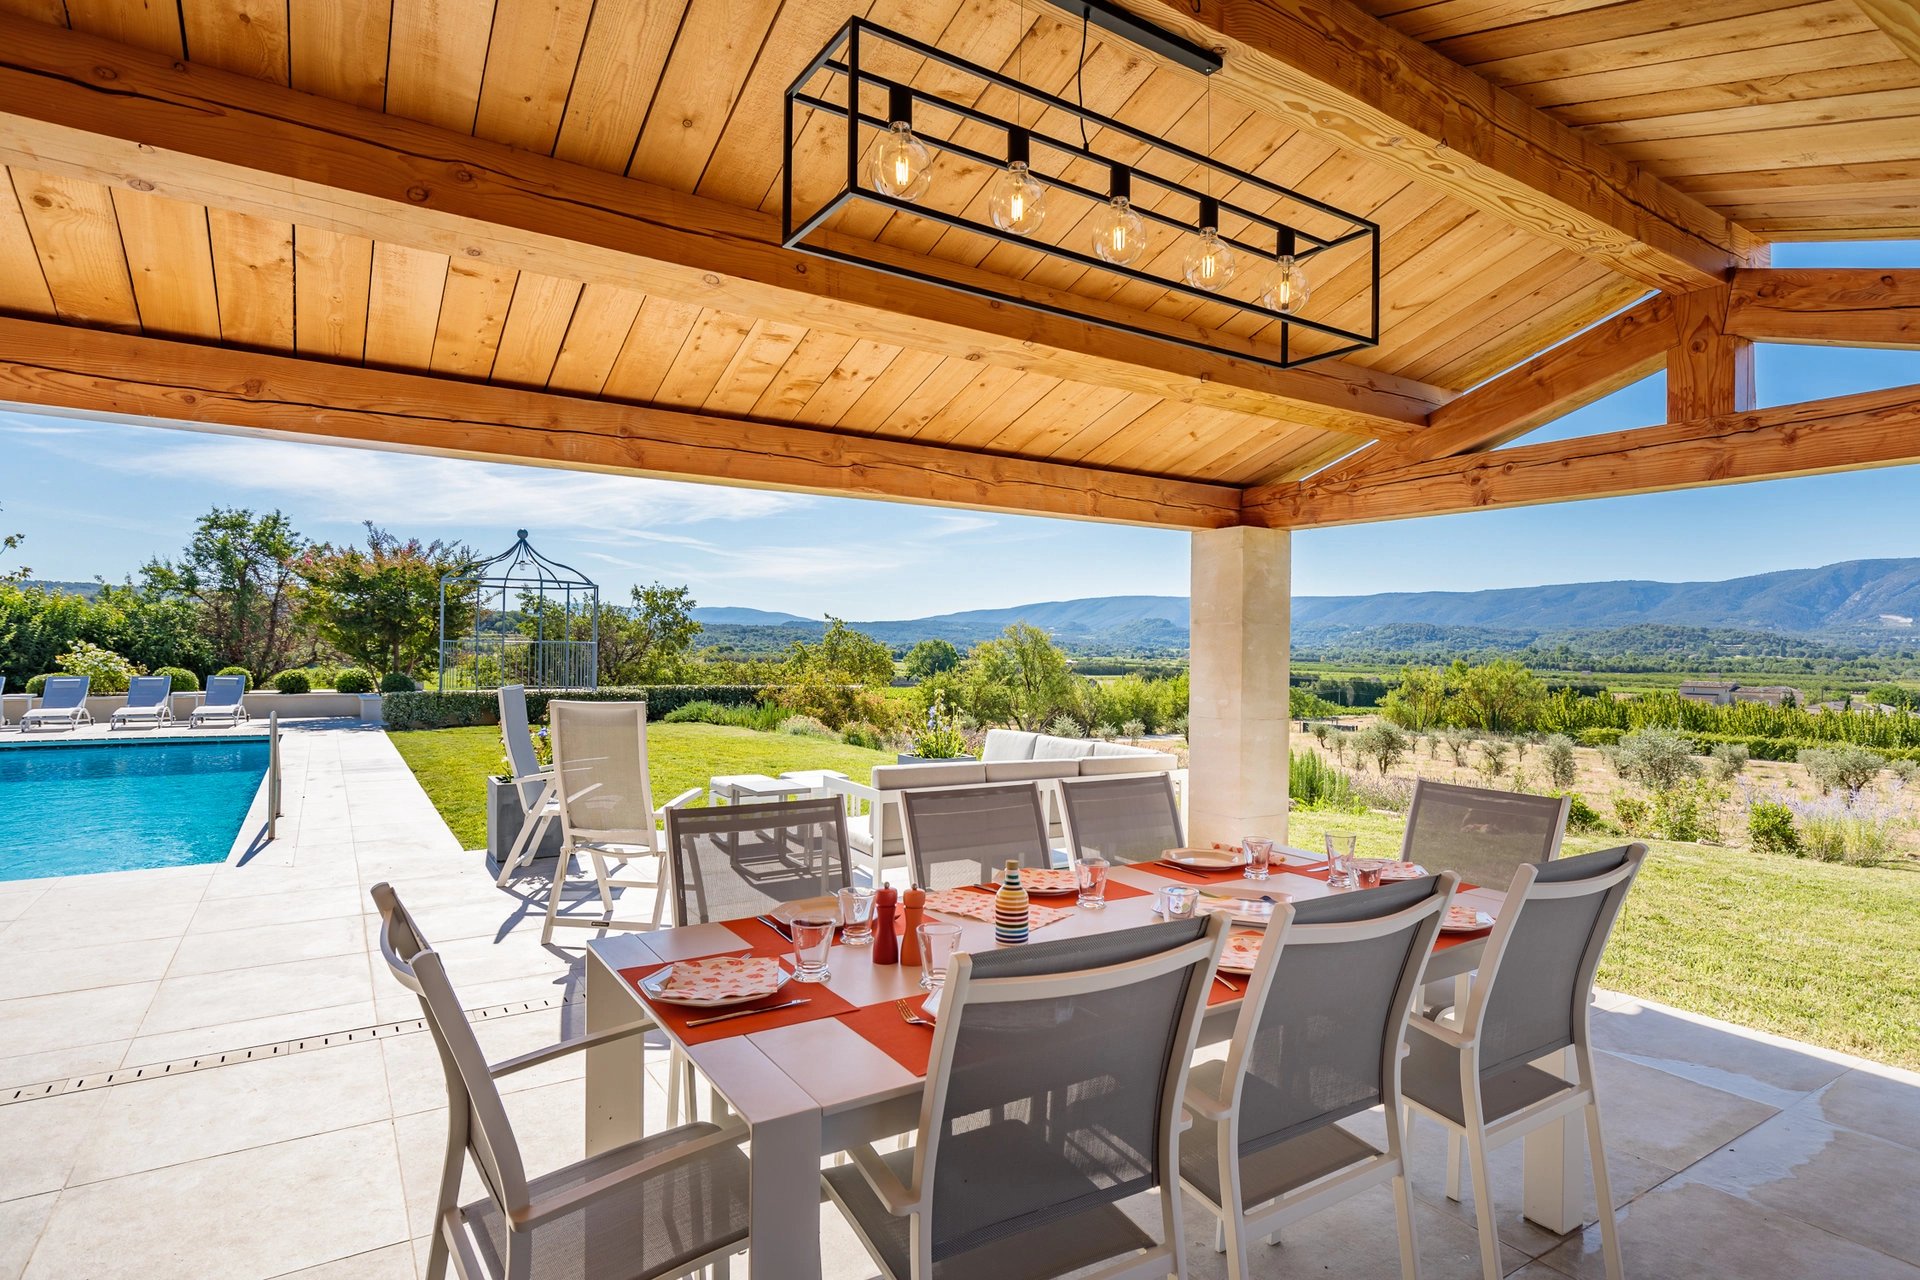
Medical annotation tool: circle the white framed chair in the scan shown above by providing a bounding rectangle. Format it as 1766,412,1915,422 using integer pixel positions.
189,674,251,727
1180,873,1457,1280
663,797,852,926
898,781,1053,891
1402,844,1649,1280
493,685,558,887
824,916,1230,1280
543,699,700,946
110,674,174,729
21,675,91,731
370,882,750,1280
1058,772,1184,865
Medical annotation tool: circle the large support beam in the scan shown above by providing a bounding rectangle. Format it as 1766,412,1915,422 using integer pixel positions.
1668,288,1755,421
0,318,1243,528
1244,382,1920,527
1727,268,1920,349
1143,0,1754,291
1187,526,1292,847
0,16,1443,439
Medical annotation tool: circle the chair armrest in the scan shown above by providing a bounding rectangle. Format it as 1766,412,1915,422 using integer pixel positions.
1407,1012,1472,1051
825,775,880,803
655,786,702,815
511,765,554,784
488,1019,651,1078
516,1119,750,1228
845,1141,923,1215
1181,1080,1231,1123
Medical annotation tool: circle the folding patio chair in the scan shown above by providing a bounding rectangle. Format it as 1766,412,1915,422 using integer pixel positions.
20,675,92,732
110,674,174,729
824,916,1230,1280
1402,844,1649,1280
1058,771,1184,865
664,797,852,926
370,882,750,1280
1180,873,1457,1280
492,685,558,886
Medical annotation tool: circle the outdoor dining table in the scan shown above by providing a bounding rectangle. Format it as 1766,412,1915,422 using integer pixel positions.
582,850,1584,1280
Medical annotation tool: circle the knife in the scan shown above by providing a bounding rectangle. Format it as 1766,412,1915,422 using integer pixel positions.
756,914,794,942
684,998,811,1028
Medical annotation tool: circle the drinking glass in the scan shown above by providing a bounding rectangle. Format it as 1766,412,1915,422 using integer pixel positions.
1353,858,1385,890
1157,884,1198,919
1242,836,1274,882
1074,855,1109,909
1323,833,1356,890
789,915,835,982
837,886,876,946
918,922,963,991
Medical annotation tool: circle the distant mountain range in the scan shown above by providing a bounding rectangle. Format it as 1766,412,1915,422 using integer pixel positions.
692,558,1920,654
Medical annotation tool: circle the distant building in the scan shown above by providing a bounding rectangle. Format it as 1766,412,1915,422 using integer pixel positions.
1677,681,1737,706
1677,681,1798,708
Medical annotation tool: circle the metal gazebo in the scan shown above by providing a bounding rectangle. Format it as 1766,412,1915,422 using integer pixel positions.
437,530,599,692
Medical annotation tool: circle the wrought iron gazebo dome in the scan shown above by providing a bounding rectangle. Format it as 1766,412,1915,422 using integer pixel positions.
438,529,599,692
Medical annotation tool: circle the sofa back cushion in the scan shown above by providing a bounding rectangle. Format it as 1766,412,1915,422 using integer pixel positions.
985,759,1078,783
1031,735,1097,760
982,729,1039,761
1090,740,1153,758
866,762,988,855
1078,751,1179,776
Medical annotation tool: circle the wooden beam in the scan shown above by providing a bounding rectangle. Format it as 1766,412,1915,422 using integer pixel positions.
1856,0,1920,68
1726,268,1920,349
0,16,1443,439
0,317,1243,529
1142,0,1755,291
1311,294,1676,485
1667,287,1754,420
1244,382,1920,527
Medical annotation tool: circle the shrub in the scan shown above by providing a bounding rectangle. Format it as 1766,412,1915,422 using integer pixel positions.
1120,718,1147,740
1475,738,1509,780
1613,795,1650,836
1792,793,1899,865
663,700,734,725
1289,749,1361,812
1710,741,1749,781
1309,722,1332,747
1892,759,1919,786
1351,772,1413,813
911,692,970,759
1653,787,1706,843
1047,713,1084,739
1166,713,1188,739
1351,720,1408,774
216,665,253,687
271,669,312,694
306,665,338,691
1797,746,1885,798
333,667,375,694
57,639,140,694
778,714,838,740
841,722,886,751
1615,728,1700,793
149,665,200,692
1563,793,1610,834
1541,734,1578,789
24,674,48,695
383,684,776,730
1576,727,1624,748
1748,800,1799,857
1438,727,1473,766
380,672,416,694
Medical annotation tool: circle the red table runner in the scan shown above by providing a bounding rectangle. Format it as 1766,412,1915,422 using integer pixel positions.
618,917,859,1044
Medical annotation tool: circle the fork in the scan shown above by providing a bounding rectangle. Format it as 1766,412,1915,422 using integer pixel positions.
895,998,933,1026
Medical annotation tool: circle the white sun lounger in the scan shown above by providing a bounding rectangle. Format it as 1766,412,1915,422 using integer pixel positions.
111,674,175,729
190,674,250,727
21,676,93,732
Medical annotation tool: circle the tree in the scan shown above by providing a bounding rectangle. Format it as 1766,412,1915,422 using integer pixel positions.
297,524,473,675
1381,665,1448,731
1541,734,1578,789
775,618,898,729
1616,728,1701,793
597,583,701,683
1798,746,1884,799
1448,658,1547,733
1352,720,1408,774
0,503,25,583
144,508,307,678
93,584,215,675
903,637,960,681
958,623,1077,730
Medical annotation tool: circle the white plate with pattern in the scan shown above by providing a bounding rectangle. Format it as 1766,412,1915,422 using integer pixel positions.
639,956,793,1008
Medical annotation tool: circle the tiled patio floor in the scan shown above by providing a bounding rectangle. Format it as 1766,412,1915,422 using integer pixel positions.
1,723,1914,1278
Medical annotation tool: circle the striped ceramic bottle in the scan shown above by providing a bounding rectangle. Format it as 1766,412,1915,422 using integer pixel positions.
994,859,1030,945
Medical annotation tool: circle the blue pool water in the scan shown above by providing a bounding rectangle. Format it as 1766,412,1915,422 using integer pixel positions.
0,739,270,881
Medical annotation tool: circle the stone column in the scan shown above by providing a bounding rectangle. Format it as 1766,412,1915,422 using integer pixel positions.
1187,526,1290,847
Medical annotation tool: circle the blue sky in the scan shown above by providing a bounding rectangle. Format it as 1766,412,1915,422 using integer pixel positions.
3,242,1916,619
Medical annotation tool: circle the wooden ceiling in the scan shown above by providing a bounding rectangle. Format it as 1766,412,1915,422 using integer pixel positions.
0,0,1914,523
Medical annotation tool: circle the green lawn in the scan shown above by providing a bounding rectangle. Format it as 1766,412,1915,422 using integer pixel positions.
389,723,892,851
1287,808,1920,1070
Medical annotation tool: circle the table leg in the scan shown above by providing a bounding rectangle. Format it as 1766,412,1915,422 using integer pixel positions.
583,952,647,1157
1521,1046,1585,1233
692,1039,825,1280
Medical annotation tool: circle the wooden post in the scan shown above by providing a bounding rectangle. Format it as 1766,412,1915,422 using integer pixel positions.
1668,287,1755,421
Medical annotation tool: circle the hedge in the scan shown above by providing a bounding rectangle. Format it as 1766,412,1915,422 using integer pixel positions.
1685,732,1920,765
385,684,777,731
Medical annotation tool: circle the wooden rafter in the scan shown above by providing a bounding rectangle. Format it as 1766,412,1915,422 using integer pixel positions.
0,15,1446,440
0,318,1242,528
1244,381,1920,527
1142,0,1757,291
1726,268,1920,349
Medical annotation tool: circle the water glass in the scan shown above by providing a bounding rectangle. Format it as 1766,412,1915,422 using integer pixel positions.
1074,855,1109,909
1323,833,1356,890
789,915,835,982
1157,884,1198,919
1353,858,1385,890
1242,836,1274,882
837,886,877,946
918,922,963,991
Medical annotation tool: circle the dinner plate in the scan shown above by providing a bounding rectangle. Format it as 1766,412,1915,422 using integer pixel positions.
1440,906,1495,934
770,897,842,926
991,868,1078,896
639,956,793,1008
1162,847,1248,869
1377,862,1428,882
1218,930,1266,974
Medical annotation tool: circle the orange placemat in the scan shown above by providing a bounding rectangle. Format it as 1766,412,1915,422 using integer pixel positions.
839,998,936,1076
620,942,858,1045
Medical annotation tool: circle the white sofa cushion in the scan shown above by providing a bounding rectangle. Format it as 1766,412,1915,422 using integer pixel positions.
1031,735,1097,760
1089,740,1154,757
982,729,1039,761
1078,751,1179,776
985,759,1079,783
872,762,987,791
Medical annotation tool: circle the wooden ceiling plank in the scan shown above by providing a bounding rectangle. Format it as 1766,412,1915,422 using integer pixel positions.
12,167,141,330
1435,0,1817,64
1249,380,1920,527
1549,60,1920,129
489,271,582,388
1144,0,1749,289
1509,32,1896,110
598,294,703,403
650,308,755,408
1727,267,1920,348
701,317,810,415
0,316,1241,527
112,187,221,340
794,339,914,427
862,358,1002,440
1408,263,1641,387
288,0,389,110
915,369,1063,446
1609,114,1920,172
1578,86,1920,148
549,0,687,170
0,0,71,22
0,170,55,316
980,381,1134,455
1857,0,1920,67
363,241,447,371
545,282,646,394
0,16,1442,437
473,0,596,154
293,224,373,361
181,0,291,84
1472,3,1871,87
747,328,859,422
1369,0,1623,43
627,0,782,192
385,0,497,133
428,258,516,378
1045,396,1192,465
1750,211,1920,237
207,207,293,349
62,0,182,55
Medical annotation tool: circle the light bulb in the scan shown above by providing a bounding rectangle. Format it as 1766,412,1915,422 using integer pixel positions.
1262,254,1311,315
988,160,1046,235
870,121,931,202
1183,226,1237,292
1090,195,1146,266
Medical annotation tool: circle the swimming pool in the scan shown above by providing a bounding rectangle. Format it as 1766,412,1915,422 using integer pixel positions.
0,739,270,881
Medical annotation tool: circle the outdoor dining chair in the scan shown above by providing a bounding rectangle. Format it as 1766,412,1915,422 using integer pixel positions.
493,685,558,887
110,673,174,729
899,781,1053,891
542,699,700,946
20,675,92,731
664,796,851,925
1058,772,1184,865
1179,873,1457,1280
823,915,1230,1280
370,882,750,1280
1401,844,1649,1280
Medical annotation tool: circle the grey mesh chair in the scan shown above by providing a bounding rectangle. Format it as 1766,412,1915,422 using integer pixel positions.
1402,844,1649,1280
1400,779,1569,887
665,797,852,925
899,781,1052,891
111,674,174,728
494,686,559,886
824,916,1230,1280
189,673,249,726
1058,772,1184,865
1181,874,1457,1280
21,675,91,731
543,700,700,945
370,882,750,1280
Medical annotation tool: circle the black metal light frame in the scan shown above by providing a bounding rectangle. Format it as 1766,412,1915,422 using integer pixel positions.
781,17,1380,371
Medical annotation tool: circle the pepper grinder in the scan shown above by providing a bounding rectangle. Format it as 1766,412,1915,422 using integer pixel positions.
900,887,926,966
872,885,900,964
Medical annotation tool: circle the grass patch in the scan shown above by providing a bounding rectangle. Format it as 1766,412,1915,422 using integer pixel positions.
1286,808,1920,1070
390,723,892,851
